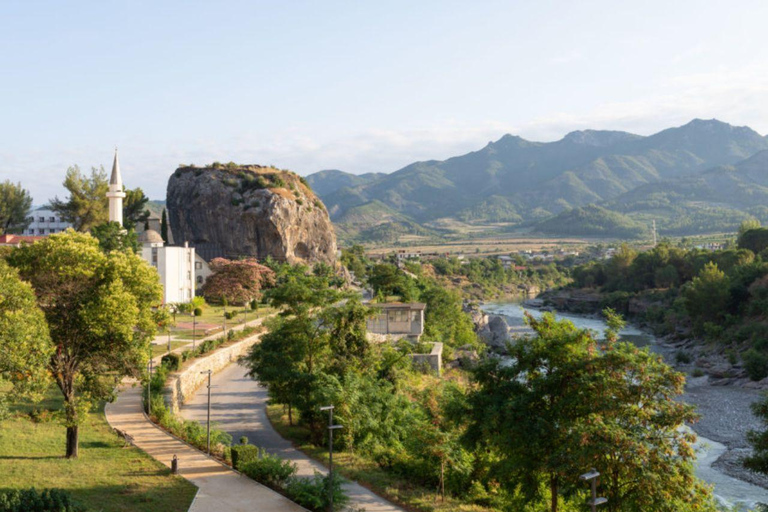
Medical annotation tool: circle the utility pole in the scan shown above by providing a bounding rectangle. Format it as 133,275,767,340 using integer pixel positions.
320,405,344,512
652,219,657,246
200,370,212,454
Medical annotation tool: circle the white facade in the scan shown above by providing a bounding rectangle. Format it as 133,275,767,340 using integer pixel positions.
24,208,71,235
139,236,195,304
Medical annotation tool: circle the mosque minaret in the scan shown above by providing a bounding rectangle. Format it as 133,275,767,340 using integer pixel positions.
106,149,126,225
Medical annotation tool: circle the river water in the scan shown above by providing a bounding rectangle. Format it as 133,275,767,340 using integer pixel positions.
481,301,768,510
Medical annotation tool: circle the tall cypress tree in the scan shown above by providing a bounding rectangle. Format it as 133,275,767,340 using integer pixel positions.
160,208,168,243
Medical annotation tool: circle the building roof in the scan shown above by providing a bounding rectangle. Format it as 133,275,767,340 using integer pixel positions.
373,302,426,311
138,229,164,244
110,149,122,187
0,234,45,245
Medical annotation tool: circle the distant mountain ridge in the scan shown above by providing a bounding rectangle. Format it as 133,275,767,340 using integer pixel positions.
306,119,768,241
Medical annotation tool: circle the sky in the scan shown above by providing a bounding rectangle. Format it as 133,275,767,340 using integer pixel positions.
3,0,768,202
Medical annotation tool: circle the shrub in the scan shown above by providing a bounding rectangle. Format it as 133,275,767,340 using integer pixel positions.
239,448,297,488
675,350,692,365
692,368,705,378
743,349,768,381
272,177,286,188
0,488,86,512
285,472,348,512
194,307,203,316
161,353,181,371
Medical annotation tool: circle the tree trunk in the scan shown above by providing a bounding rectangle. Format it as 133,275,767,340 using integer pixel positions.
66,426,79,459
440,460,445,501
288,403,293,426
550,475,558,512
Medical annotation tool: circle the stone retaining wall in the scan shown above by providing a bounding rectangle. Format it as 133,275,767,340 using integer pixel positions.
164,333,262,414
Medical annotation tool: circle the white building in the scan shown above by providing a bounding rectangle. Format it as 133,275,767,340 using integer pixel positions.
23,207,71,236
108,150,195,304
137,230,195,303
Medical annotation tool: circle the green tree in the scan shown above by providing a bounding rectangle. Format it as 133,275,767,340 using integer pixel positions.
465,312,715,512
123,187,151,229
160,208,168,243
738,228,768,254
8,230,163,458
49,166,109,232
0,259,52,416
744,393,768,475
682,262,730,330
738,218,761,238
91,222,139,254
0,181,33,234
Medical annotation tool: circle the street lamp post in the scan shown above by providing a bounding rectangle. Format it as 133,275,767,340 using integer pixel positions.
320,405,343,512
146,358,153,415
200,370,213,454
191,310,197,350
579,469,607,512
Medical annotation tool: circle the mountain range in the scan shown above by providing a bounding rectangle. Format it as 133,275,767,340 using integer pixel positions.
306,119,768,242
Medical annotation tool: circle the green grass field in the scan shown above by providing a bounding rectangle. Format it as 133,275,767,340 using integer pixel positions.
0,388,197,512
151,340,190,358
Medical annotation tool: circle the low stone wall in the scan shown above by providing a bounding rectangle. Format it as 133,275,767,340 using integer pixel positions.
164,333,262,414
411,342,443,376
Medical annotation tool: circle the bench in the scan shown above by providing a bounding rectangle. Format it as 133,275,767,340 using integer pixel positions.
115,428,135,447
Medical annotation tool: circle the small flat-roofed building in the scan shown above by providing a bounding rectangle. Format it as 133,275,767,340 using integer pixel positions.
367,302,425,340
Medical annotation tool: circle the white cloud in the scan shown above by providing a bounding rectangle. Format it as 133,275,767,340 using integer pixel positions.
5,61,768,203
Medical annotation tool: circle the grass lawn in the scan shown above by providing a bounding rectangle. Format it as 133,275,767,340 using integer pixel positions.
0,388,197,512
151,340,190,358
170,305,276,340
266,405,491,512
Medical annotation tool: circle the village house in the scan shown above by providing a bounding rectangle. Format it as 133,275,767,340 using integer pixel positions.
366,302,425,341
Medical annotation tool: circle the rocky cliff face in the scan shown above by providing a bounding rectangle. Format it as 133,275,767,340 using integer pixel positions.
167,164,337,265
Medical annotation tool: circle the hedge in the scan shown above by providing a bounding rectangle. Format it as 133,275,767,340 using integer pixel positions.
231,444,260,470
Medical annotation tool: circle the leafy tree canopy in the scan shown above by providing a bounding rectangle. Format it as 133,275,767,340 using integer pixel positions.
0,259,52,415
49,166,109,232
7,230,163,458
0,181,33,235
91,221,139,254
201,257,275,305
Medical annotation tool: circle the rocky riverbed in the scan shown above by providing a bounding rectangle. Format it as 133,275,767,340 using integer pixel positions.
474,301,768,508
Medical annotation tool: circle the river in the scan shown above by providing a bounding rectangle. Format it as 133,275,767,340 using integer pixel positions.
481,301,768,510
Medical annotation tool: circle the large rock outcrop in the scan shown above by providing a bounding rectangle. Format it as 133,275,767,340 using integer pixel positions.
167,164,337,264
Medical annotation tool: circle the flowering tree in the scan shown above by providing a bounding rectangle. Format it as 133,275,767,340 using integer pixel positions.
201,258,275,305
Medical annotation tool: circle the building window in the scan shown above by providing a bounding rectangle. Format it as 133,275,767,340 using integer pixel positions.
28,229,34,234
39,229,45,235
38,217,44,222
197,275,203,284
151,248,158,265
195,262,202,269
187,271,191,281
49,217,55,222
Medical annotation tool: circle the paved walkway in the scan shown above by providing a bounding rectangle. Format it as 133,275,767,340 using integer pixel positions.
180,363,407,512
105,383,306,512
105,316,307,512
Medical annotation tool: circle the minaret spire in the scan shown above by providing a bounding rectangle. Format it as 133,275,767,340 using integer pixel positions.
106,148,126,225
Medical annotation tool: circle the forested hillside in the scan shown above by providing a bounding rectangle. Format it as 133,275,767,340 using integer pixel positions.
306,119,768,242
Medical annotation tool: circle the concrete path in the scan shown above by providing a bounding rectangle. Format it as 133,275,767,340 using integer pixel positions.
105,384,306,512
180,363,407,512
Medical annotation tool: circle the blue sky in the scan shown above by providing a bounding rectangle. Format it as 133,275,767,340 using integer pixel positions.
3,0,768,201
